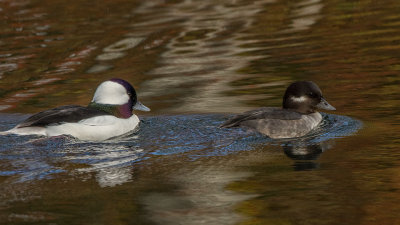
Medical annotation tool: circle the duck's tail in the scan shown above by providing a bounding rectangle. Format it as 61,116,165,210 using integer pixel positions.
0,130,11,135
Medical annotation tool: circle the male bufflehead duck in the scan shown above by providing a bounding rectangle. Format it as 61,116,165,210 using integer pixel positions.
220,81,335,139
3,78,150,141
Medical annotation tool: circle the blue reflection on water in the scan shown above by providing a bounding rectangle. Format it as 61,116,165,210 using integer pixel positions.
0,113,362,184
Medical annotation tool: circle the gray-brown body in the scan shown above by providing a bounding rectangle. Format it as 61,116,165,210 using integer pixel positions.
220,107,322,139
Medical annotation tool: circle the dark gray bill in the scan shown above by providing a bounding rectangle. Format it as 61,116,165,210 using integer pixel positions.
316,98,336,111
133,101,150,111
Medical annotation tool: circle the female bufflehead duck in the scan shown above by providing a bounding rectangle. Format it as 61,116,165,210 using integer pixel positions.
3,78,150,141
220,81,335,139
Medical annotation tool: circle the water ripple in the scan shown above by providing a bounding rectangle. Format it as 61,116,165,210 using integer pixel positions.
0,112,361,186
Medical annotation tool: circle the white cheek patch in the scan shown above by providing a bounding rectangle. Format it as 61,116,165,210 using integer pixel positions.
290,96,308,103
92,81,129,105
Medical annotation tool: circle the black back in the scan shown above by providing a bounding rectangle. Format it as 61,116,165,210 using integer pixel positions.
17,105,111,128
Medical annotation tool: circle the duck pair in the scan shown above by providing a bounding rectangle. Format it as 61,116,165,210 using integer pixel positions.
2,79,335,141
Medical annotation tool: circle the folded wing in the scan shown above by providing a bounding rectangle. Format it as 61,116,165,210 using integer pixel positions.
220,107,302,128
17,105,111,128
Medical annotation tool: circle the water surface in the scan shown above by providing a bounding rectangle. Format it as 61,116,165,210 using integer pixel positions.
1,0,400,224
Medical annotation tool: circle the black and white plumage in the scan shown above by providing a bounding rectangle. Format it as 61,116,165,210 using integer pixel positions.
2,78,150,141
220,81,335,139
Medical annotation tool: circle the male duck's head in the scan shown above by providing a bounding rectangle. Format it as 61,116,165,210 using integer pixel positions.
282,81,335,114
90,78,150,118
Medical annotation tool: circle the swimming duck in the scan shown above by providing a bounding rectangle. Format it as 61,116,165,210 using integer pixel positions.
3,78,150,141
220,81,335,138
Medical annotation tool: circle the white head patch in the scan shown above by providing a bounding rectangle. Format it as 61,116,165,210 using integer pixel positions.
290,96,308,103
92,81,129,105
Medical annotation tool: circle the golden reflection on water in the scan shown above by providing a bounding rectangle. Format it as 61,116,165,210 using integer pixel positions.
1,0,400,224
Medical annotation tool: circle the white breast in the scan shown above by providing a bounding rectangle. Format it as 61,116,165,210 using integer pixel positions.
45,115,140,141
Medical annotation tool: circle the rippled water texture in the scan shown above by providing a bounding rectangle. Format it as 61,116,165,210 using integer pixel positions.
0,113,361,224
0,113,361,182
1,0,400,224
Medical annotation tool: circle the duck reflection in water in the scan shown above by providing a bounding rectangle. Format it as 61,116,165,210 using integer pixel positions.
279,139,333,171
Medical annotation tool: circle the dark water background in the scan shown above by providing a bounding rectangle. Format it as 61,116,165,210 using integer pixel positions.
0,0,399,224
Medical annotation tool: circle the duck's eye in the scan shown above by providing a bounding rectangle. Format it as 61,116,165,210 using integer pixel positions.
308,92,317,97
